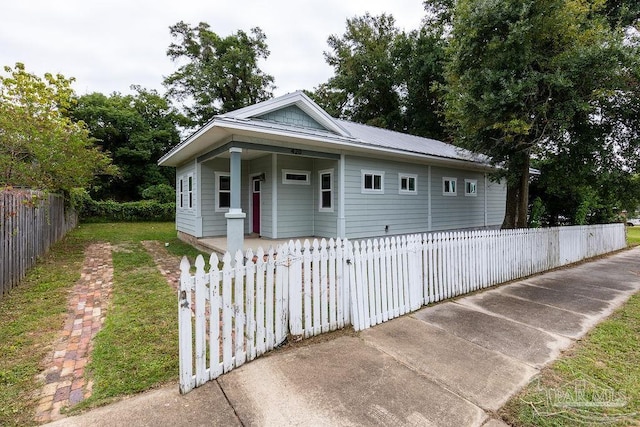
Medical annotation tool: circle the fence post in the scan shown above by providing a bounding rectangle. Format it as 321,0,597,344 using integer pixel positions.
178,256,194,394
194,255,207,386
289,241,303,336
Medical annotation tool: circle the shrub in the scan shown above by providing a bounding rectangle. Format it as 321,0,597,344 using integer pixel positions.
71,189,175,222
141,184,176,204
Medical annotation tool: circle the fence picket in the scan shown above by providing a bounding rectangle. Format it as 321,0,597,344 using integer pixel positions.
209,253,222,378
178,256,194,394
222,253,233,372
194,256,207,386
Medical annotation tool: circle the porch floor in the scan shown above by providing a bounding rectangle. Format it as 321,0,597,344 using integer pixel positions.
198,235,316,256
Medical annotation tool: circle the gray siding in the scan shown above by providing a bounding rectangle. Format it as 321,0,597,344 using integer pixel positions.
344,156,430,239
486,178,507,226
256,105,325,131
430,166,486,231
176,162,197,236
200,158,250,237
312,158,338,238
276,155,314,238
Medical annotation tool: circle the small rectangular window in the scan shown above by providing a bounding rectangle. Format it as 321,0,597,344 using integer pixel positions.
319,169,333,212
282,169,310,185
216,172,231,211
465,179,477,196
443,177,457,196
179,178,184,208
362,170,384,194
188,176,193,208
399,173,417,194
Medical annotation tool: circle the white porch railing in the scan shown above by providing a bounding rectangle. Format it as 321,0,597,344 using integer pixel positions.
178,223,626,393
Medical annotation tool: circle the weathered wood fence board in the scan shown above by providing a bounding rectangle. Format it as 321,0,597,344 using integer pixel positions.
1,190,77,299
178,223,626,393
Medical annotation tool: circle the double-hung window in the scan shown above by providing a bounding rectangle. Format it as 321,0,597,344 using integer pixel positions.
465,179,477,196
399,173,417,194
362,170,384,194
319,169,333,212
216,172,231,211
179,174,194,209
443,177,457,196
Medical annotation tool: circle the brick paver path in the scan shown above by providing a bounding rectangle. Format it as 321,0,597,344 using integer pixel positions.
33,243,113,424
141,241,181,292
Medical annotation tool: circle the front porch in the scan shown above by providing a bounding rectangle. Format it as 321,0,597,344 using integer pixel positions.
197,235,316,256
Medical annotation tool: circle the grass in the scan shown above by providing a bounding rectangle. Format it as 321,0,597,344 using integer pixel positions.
626,225,640,246
0,234,86,427
500,292,640,426
0,222,205,425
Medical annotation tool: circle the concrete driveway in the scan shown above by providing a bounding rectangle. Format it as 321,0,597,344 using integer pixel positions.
48,247,640,427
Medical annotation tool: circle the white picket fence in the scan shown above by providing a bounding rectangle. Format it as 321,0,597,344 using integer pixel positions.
178,223,626,393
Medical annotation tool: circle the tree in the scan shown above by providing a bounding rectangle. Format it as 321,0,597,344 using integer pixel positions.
0,63,114,195
164,21,275,127
443,0,630,228
312,14,404,130
312,12,448,139
71,87,182,201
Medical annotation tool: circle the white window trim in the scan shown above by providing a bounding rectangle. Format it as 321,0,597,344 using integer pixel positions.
398,173,418,195
282,169,310,185
443,177,457,196
179,174,194,210
215,171,230,212
465,179,478,197
187,175,194,209
318,168,334,212
361,170,385,194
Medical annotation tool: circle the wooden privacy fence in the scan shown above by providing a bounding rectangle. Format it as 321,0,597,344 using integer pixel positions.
1,189,77,299
178,223,626,393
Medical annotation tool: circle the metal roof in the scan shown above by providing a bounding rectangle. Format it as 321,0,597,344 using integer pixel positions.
158,91,492,168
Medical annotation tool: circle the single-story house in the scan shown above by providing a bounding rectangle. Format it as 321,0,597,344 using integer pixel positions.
158,91,506,255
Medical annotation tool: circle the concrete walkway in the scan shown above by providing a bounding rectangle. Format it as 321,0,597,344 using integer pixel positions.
47,247,640,427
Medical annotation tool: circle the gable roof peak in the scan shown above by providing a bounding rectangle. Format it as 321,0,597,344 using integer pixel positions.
220,91,351,137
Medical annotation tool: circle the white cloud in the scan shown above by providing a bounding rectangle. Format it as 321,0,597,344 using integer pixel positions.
0,0,425,96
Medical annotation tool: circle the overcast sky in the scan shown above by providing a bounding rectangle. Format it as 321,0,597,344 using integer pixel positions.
1,0,426,98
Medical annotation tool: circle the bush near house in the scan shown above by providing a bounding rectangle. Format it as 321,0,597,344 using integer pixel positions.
71,188,175,222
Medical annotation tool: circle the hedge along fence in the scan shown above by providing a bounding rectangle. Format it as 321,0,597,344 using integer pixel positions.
74,197,175,222
1,189,77,298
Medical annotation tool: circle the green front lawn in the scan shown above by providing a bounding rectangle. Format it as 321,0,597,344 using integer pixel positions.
501,290,640,426
626,225,640,246
0,222,202,426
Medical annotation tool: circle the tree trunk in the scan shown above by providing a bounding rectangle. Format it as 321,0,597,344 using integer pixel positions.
502,182,519,229
502,150,531,229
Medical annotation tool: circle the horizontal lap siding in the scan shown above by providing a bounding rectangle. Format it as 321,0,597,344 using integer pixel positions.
201,159,251,237
344,156,429,239
486,178,507,226
313,159,338,238
176,162,196,236
430,166,486,231
277,156,314,238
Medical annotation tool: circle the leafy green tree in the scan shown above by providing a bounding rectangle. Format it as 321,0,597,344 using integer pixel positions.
443,0,630,228
395,26,447,139
313,13,404,130
0,63,114,194
164,21,275,127
312,12,447,139
71,87,181,201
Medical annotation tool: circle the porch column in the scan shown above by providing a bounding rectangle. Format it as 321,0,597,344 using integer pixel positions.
225,147,246,258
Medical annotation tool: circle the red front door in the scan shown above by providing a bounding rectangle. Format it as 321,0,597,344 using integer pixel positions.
252,178,260,234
